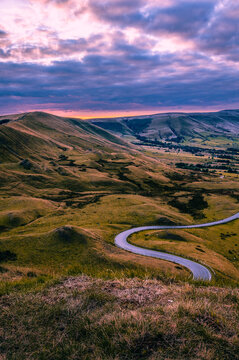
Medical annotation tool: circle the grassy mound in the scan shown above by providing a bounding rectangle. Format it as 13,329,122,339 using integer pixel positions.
0,197,56,231
49,226,89,244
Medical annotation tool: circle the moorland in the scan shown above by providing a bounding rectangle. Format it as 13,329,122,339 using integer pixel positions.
0,111,238,359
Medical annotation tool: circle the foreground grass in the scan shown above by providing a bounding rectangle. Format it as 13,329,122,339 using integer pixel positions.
0,276,238,360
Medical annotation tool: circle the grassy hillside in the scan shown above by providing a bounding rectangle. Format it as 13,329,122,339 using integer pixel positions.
0,111,239,359
0,112,189,289
0,111,238,291
89,110,239,147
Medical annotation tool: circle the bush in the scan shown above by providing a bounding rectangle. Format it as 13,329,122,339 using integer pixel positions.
0,250,17,263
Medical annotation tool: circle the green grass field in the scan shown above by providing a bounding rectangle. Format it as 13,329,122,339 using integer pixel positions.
0,113,238,292
0,112,239,359
0,180,238,292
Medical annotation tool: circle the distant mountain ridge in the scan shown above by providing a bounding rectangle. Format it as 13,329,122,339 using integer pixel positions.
88,110,239,143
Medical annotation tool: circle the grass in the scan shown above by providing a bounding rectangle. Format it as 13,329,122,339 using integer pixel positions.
130,230,239,285
0,195,191,290
0,197,57,231
0,113,238,286
0,276,238,360
0,190,238,293
0,161,239,289
0,112,239,359
129,194,239,285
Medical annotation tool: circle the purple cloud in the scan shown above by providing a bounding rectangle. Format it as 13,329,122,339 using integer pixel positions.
88,0,215,37
0,0,238,115
0,30,7,38
0,48,239,115
197,2,239,61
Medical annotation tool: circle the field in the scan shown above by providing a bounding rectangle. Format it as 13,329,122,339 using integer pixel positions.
0,113,239,291
1,180,239,291
0,112,239,359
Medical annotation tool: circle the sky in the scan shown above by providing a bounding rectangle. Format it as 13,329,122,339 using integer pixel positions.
0,0,238,118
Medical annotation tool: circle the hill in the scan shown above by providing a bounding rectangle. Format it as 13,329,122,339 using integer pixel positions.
0,111,138,196
0,111,196,285
89,110,239,147
0,111,175,199
0,111,238,282
0,111,238,287
0,111,239,359
0,111,127,162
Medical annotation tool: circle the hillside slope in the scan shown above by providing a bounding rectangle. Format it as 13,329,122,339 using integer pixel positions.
0,112,176,199
89,110,239,145
0,111,238,290
0,111,127,162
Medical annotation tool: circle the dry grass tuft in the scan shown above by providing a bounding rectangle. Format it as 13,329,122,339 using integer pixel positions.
0,276,238,360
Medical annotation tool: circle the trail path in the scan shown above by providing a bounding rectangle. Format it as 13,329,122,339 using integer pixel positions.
115,212,239,281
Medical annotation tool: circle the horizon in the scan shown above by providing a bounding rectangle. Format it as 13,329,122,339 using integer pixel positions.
1,107,239,120
0,1,239,115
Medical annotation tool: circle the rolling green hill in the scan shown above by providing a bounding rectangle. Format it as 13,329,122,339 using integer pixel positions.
0,111,193,286
0,111,137,195
0,111,239,359
89,110,239,147
0,111,127,162
0,111,238,289
0,111,173,199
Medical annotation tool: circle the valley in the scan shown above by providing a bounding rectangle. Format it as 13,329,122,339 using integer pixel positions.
0,111,239,359
0,111,238,291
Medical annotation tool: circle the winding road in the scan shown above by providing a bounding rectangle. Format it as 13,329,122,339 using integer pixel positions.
115,212,239,281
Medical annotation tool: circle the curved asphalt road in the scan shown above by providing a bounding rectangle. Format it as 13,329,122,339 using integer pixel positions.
115,212,239,281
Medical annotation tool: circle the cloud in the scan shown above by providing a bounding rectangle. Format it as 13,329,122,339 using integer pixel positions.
197,1,239,61
0,30,7,38
145,1,215,37
33,0,72,5
88,0,215,38
0,0,239,115
0,33,105,62
0,48,239,115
